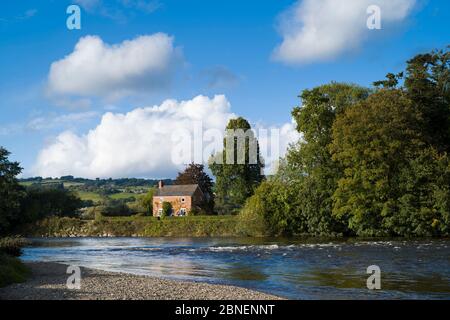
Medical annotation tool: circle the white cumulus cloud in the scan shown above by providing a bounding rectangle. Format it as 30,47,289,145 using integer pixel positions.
47,33,181,99
33,95,233,178
273,0,416,64
33,95,300,179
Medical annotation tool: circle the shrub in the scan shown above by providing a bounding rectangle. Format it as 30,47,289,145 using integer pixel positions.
20,187,83,223
0,253,30,288
237,179,308,237
101,200,133,217
162,202,172,218
94,211,105,222
237,194,268,237
0,237,30,257
127,201,147,215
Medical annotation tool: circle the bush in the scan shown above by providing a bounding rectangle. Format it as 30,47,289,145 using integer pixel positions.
138,188,155,215
20,188,83,223
79,206,104,220
237,194,268,237
162,202,172,218
0,253,30,288
127,201,147,215
16,215,239,237
94,211,105,222
101,200,133,217
0,237,30,257
237,179,305,237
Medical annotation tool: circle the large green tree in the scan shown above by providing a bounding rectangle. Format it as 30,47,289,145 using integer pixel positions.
237,48,450,237
174,163,214,213
287,83,370,235
209,117,264,214
330,90,425,236
0,147,25,235
20,187,83,223
138,187,156,216
331,89,450,236
404,48,450,153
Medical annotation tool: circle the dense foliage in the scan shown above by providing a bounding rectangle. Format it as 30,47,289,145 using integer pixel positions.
0,148,25,235
0,253,30,288
0,237,30,287
1,48,449,239
238,48,450,237
18,215,238,238
138,188,155,216
20,188,83,223
210,117,264,214
0,147,86,235
162,201,173,218
0,237,29,257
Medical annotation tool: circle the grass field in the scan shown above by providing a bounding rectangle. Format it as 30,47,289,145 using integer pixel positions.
77,191,105,203
19,180,83,187
62,182,85,187
19,179,150,207
109,192,139,200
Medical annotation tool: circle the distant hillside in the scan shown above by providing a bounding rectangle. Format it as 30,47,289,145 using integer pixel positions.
19,176,173,188
18,177,175,213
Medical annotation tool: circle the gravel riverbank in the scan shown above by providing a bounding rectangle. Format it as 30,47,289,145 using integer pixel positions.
0,262,282,300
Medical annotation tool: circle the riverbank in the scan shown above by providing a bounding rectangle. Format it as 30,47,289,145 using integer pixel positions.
17,216,238,238
0,254,30,288
0,262,282,300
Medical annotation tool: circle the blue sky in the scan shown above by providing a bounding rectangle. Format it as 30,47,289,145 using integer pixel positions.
0,0,449,178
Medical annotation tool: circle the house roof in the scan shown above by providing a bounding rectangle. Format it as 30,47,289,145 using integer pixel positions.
154,184,202,197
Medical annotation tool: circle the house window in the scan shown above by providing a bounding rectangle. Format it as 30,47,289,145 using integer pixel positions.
158,208,163,217
181,197,185,203
179,208,187,216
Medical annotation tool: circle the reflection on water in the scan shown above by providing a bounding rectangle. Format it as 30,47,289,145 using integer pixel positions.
21,237,450,299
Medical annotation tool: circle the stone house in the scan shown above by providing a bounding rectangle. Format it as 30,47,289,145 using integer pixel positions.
152,181,205,217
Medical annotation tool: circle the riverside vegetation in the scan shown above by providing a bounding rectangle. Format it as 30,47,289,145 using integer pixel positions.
0,48,449,288
0,48,449,242
236,48,450,237
19,215,238,238
0,238,30,287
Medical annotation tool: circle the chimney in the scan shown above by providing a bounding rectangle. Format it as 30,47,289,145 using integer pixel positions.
158,180,164,189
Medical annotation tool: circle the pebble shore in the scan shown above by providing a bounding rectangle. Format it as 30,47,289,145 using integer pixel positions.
0,262,282,300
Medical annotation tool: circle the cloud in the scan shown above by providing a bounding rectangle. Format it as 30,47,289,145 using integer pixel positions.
73,0,101,11
273,0,416,64
0,124,22,136
202,66,240,89
0,112,99,136
33,95,235,178
27,111,99,131
17,9,38,20
121,0,162,13
47,33,182,100
74,0,161,21
0,8,38,23
32,95,300,179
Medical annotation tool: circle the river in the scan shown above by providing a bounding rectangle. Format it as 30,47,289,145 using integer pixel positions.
21,237,450,299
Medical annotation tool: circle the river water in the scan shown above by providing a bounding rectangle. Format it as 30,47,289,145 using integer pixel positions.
21,237,450,299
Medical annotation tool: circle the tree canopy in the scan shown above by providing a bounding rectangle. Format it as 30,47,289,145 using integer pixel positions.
0,147,24,235
238,47,450,237
209,117,264,214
